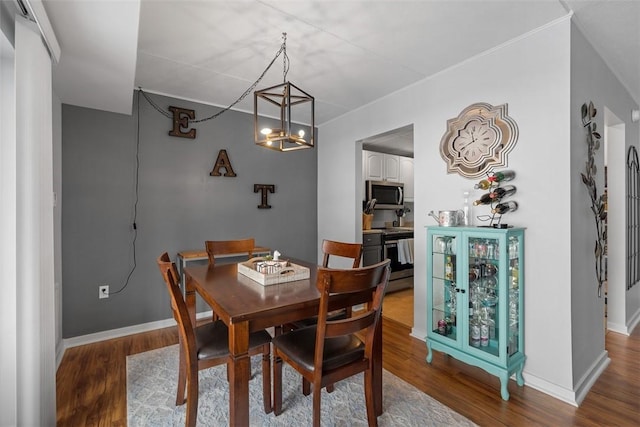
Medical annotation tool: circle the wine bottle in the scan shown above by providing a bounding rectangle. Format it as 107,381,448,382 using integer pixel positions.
470,318,481,347
473,192,493,206
474,179,492,190
488,170,516,183
462,191,473,226
489,185,517,200
445,256,454,280
492,201,519,214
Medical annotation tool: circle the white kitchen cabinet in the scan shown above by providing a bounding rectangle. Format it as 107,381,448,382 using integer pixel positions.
383,154,400,182
399,156,414,201
363,151,400,182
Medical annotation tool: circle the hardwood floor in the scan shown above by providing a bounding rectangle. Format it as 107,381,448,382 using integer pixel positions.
382,286,414,328
57,299,639,426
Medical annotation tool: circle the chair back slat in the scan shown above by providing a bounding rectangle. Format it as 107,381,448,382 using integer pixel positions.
323,311,376,338
322,239,362,268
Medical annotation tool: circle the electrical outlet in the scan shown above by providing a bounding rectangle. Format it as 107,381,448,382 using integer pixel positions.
99,285,109,299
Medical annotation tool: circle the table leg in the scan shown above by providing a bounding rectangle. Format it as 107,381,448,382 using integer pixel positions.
179,255,187,296
184,272,196,328
228,321,251,426
373,317,383,416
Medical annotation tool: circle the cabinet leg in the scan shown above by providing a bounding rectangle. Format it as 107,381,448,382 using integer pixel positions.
426,343,433,363
516,362,525,386
499,373,510,401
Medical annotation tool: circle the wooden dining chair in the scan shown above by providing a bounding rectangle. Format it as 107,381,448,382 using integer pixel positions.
321,238,363,269
156,252,272,427
205,238,256,321
284,239,363,330
205,238,255,265
272,259,391,427
277,239,364,393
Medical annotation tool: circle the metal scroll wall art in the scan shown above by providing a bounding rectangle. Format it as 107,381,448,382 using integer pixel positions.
439,102,519,179
580,101,607,297
627,145,639,290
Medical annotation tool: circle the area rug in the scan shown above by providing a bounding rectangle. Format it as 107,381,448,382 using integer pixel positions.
127,345,476,426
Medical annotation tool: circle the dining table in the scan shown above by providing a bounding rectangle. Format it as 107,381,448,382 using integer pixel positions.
184,257,383,426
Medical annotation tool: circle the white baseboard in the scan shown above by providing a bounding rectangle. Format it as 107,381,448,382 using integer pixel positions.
627,306,640,334
573,349,610,405
411,327,427,342
524,350,610,407
607,305,640,335
56,310,214,368
55,341,65,371
520,372,579,406
607,320,628,335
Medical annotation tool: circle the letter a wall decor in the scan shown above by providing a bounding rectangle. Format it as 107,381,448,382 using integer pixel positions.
210,149,237,177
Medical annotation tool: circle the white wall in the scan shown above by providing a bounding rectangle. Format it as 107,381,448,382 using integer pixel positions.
605,115,626,334
15,16,57,426
53,93,63,364
0,7,17,425
319,18,579,401
569,22,640,404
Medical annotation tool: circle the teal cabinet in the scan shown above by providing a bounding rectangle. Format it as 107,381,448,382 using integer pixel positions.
426,226,525,400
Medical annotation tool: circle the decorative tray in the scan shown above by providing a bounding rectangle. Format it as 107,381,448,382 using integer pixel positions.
237,257,310,286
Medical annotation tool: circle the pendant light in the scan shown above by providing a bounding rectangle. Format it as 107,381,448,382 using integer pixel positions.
254,33,315,152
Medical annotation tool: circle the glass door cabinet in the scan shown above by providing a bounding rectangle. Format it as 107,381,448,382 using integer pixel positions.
426,226,525,400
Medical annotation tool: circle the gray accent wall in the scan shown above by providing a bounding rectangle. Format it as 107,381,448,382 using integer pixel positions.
62,91,318,338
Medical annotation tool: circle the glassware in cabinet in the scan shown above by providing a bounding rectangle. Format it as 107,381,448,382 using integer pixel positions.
429,234,458,342
467,236,501,357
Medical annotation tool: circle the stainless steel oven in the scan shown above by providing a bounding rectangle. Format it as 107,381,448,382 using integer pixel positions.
382,230,414,280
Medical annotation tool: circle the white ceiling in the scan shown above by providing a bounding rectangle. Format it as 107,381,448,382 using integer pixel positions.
42,0,639,133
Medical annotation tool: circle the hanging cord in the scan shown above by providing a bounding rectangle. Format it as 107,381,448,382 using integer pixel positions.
281,32,290,82
110,34,290,295
110,90,141,295
138,32,289,124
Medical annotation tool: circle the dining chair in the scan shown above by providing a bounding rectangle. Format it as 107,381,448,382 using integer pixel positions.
205,238,255,265
278,239,363,394
321,238,363,269
205,238,256,321
272,259,391,427
284,239,363,331
156,252,272,427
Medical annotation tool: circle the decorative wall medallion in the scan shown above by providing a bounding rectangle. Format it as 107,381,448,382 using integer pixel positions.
439,102,518,178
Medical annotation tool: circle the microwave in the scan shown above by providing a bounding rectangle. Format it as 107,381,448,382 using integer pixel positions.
366,180,404,210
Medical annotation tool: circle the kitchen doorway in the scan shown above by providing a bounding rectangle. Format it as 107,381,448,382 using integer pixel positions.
359,124,415,328
382,285,413,328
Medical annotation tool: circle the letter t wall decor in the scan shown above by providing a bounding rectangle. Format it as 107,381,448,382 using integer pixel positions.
254,184,275,209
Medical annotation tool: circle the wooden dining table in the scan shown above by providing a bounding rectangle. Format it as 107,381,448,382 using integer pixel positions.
184,258,383,426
